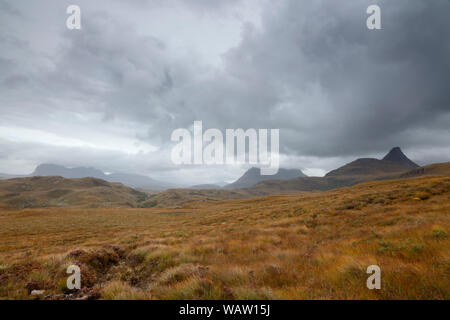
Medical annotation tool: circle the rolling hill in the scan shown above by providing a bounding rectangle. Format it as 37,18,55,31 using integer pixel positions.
400,162,450,178
324,158,409,179
0,176,150,209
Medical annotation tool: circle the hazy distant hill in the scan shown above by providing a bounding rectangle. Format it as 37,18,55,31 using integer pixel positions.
0,176,150,209
30,164,173,191
188,181,228,189
104,172,174,190
224,167,306,189
189,184,224,190
0,173,25,180
32,164,106,179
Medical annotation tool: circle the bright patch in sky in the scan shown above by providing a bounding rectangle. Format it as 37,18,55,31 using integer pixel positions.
0,126,157,155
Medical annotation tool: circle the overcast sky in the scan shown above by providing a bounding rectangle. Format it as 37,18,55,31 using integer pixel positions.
0,0,449,184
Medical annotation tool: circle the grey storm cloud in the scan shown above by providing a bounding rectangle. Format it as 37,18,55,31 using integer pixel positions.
220,0,450,157
0,0,449,183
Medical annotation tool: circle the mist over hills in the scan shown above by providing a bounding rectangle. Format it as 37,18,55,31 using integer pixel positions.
33,164,106,179
220,147,419,191
145,147,436,207
0,147,448,209
186,168,306,190
189,183,226,190
0,148,422,193
223,147,418,192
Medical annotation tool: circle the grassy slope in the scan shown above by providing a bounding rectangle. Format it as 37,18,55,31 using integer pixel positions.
400,162,450,178
148,162,450,207
0,175,449,299
0,176,149,209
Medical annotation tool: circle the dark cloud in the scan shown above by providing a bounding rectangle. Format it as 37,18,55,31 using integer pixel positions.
218,0,450,157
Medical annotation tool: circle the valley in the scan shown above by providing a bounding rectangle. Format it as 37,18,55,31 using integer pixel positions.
0,174,448,299
0,147,448,300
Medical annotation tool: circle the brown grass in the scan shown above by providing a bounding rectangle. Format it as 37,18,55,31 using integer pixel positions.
0,175,449,300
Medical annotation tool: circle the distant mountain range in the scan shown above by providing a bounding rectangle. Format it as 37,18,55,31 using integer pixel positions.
0,147,448,209
32,164,105,179
147,147,432,206
28,164,176,191
1,163,308,191
186,168,306,190
219,147,419,190
248,147,421,193
223,167,307,189
0,147,428,194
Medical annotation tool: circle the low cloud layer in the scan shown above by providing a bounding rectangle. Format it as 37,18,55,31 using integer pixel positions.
0,0,449,184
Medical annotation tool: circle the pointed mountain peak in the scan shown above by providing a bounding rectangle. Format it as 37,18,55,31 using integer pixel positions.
382,147,419,169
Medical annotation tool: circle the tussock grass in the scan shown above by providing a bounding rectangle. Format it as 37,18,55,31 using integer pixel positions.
102,281,150,300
